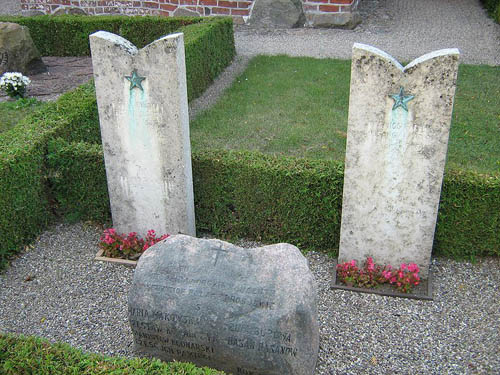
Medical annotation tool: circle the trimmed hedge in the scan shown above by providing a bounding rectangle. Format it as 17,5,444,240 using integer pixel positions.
0,333,224,375
0,15,235,101
0,84,101,268
47,138,110,223
46,131,500,259
480,0,500,22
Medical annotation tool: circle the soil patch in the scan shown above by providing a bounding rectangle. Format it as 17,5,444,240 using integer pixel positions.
0,56,93,102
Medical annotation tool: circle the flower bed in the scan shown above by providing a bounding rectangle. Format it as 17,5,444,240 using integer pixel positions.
95,229,169,267
331,258,433,300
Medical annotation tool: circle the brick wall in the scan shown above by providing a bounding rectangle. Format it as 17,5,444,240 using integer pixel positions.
20,0,361,28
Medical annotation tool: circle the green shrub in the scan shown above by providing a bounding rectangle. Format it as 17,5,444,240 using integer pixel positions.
0,15,235,102
47,138,110,223
0,333,224,375
435,169,500,259
0,124,51,269
193,150,344,252
183,19,235,101
193,150,500,258
0,15,201,56
479,0,500,22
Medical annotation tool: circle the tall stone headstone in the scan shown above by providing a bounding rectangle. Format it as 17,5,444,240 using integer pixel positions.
89,32,195,237
338,43,460,277
128,235,319,375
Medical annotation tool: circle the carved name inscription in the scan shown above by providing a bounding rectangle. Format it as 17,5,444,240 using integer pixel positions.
128,235,319,375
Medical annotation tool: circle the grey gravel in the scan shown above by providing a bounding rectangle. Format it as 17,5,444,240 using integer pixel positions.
1,0,499,373
1,222,499,374
235,0,500,66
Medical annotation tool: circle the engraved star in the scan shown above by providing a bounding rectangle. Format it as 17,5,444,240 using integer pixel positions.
125,69,145,91
389,87,414,112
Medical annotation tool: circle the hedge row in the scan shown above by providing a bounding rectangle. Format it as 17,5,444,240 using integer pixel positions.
0,334,224,375
0,84,101,268
48,137,500,259
480,0,500,22
0,15,235,101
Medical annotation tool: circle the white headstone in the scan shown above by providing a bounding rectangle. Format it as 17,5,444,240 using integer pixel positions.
90,32,195,237
339,43,460,277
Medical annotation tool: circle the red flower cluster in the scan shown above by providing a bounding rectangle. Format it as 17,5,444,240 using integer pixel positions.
99,228,169,260
336,257,420,293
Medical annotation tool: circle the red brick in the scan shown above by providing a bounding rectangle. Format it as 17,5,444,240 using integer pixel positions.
319,4,339,12
237,1,251,8
199,0,217,5
218,0,237,7
53,0,72,5
159,9,171,16
211,6,229,14
230,8,248,15
144,1,159,8
71,1,80,6
305,0,329,3
160,3,176,10
179,0,197,4
330,0,352,4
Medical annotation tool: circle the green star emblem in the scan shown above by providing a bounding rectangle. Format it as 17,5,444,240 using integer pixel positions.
389,87,414,112
125,69,145,91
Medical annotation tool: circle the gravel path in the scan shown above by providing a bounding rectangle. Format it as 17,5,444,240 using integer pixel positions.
1,222,499,374
236,0,500,65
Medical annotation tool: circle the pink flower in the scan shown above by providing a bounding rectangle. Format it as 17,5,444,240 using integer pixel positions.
349,260,356,267
400,263,407,271
408,263,419,273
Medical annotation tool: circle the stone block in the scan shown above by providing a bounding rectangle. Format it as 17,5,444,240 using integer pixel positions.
128,235,319,375
0,22,46,75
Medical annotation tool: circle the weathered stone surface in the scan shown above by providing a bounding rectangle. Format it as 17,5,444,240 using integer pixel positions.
338,44,460,277
173,7,200,17
249,0,305,28
0,22,46,75
52,7,88,16
89,32,195,237
128,235,319,375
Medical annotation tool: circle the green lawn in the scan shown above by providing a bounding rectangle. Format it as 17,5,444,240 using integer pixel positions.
190,55,500,175
0,98,45,134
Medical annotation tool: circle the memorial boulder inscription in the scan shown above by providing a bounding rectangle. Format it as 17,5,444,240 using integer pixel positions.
128,235,319,375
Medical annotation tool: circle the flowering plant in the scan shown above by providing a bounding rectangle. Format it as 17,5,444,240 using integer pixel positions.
99,228,169,260
0,72,31,99
337,257,420,293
